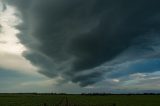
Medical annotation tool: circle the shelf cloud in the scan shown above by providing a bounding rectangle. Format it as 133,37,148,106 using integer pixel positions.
4,0,160,86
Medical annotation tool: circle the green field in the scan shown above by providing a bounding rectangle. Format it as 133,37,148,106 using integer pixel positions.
0,94,160,106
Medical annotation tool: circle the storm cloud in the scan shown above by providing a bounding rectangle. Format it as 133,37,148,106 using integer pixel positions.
4,0,160,86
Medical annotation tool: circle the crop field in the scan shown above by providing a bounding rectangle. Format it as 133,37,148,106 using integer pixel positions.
0,94,160,106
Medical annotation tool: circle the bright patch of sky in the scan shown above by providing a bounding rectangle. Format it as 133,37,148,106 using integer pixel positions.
0,2,37,74
0,5,24,54
0,1,58,92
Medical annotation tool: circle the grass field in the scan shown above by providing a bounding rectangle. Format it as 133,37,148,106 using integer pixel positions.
0,94,159,106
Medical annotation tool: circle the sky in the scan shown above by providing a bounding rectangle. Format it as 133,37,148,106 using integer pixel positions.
0,0,160,93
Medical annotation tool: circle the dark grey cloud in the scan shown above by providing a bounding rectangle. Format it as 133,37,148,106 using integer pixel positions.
5,0,160,86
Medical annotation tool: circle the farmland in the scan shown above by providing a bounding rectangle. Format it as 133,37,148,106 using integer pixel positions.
0,94,160,106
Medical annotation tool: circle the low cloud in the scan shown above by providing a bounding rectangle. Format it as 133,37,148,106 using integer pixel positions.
3,0,160,86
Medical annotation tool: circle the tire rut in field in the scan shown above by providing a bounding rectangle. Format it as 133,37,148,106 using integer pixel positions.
65,97,69,106
57,96,116,106
57,97,65,106
57,96,69,106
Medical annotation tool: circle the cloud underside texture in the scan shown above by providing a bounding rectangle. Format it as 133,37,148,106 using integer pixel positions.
6,0,160,86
